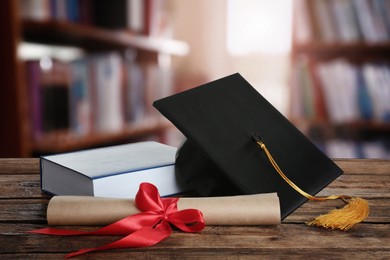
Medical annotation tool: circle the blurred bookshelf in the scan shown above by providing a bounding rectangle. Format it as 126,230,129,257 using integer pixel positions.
291,0,390,158
0,0,188,157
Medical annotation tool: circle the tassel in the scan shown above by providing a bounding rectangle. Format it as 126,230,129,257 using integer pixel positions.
307,197,370,231
252,134,370,231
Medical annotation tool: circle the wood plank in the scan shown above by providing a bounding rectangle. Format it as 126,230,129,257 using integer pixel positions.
317,174,390,198
2,251,390,260
1,224,389,255
0,159,39,175
335,159,390,175
0,199,48,223
0,175,47,199
0,159,388,258
285,198,390,223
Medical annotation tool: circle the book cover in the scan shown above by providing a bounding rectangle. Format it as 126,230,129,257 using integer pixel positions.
24,61,43,138
40,60,71,132
94,53,124,133
70,58,92,135
313,0,339,42
292,0,312,44
124,60,145,124
19,0,50,20
92,0,129,29
40,141,184,198
331,0,361,42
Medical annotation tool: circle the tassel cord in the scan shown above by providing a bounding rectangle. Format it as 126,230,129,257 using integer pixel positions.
256,140,350,203
254,138,369,231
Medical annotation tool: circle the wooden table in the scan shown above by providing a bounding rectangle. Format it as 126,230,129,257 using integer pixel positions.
0,159,389,259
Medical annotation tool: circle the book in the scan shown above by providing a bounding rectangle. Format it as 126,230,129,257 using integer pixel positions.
143,64,173,120
292,0,312,44
362,63,389,121
70,58,92,135
24,59,71,135
312,0,339,42
92,0,129,29
356,66,374,120
128,0,145,33
124,57,145,124
92,52,124,133
40,60,71,132
315,59,360,123
19,0,50,21
24,61,43,138
40,141,184,198
330,0,361,42
352,0,387,43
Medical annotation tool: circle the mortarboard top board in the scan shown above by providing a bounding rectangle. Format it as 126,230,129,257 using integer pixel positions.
153,73,343,219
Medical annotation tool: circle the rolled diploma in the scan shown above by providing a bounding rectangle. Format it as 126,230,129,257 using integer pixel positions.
47,193,280,226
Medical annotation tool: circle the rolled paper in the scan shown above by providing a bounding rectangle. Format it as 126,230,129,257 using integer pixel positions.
47,193,280,226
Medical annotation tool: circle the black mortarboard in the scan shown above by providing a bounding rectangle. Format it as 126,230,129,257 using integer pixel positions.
153,73,343,219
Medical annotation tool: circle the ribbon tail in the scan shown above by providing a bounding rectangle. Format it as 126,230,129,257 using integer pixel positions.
29,228,89,236
66,221,172,258
29,212,161,236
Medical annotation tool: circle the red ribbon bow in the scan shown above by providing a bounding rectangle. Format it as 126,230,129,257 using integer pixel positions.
30,183,205,258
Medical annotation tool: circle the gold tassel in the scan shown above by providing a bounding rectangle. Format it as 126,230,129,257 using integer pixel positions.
307,197,370,231
253,134,370,231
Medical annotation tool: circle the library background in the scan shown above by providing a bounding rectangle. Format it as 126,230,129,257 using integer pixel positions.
1,0,389,158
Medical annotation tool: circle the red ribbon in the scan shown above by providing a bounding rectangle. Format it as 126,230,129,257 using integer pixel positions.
30,183,205,258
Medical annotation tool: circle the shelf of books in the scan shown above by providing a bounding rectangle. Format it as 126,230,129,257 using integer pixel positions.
24,52,177,152
0,0,188,157
291,0,390,158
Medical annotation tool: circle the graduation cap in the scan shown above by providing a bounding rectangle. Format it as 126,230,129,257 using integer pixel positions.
153,73,369,230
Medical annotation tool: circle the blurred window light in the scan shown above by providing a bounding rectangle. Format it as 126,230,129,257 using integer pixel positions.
227,0,293,55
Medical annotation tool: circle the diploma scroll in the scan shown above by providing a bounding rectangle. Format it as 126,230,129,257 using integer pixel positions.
47,193,281,226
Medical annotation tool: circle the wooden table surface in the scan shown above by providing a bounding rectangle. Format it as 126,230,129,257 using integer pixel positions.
0,158,389,259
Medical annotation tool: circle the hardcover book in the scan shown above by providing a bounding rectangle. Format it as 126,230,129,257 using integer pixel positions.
40,141,184,198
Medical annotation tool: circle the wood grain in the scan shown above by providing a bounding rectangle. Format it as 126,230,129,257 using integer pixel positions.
0,158,40,175
0,159,389,259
